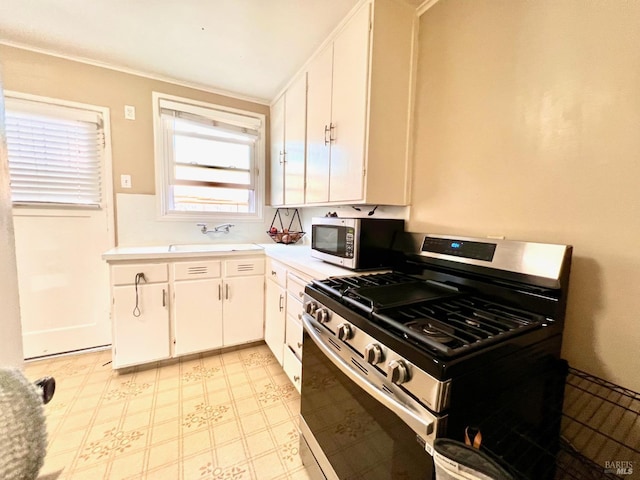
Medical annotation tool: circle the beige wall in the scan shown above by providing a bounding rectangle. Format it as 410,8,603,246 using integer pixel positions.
412,0,640,390
0,44,269,196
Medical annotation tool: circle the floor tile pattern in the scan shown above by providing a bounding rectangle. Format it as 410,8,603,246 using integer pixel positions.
23,343,312,480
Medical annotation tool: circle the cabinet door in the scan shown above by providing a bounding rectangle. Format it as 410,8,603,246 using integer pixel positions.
270,93,285,206
283,346,302,393
173,278,223,356
305,43,333,204
284,73,307,205
223,275,265,346
265,279,286,365
112,283,170,368
329,3,371,203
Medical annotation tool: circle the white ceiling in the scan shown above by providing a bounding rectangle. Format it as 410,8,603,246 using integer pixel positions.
0,0,421,104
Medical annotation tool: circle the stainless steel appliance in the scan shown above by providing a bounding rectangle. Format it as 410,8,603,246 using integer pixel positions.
310,216,404,270
300,233,573,479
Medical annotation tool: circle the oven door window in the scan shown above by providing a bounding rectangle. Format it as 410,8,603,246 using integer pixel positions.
301,333,434,479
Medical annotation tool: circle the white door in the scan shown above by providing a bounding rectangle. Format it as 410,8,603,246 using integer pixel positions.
329,2,371,203
112,282,170,368
13,208,114,357
284,73,307,205
270,93,285,206
6,93,115,358
173,278,223,356
264,279,286,365
305,43,334,204
223,275,264,346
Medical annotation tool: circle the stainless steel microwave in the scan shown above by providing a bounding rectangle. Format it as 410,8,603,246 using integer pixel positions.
310,217,405,270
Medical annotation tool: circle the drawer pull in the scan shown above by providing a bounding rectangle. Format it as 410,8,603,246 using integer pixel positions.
218,284,222,301
271,270,277,276
294,375,300,382
279,294,284,312
298,291,304,298
297,342,302,349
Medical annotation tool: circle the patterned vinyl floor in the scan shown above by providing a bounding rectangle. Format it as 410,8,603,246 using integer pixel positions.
23,343,311,480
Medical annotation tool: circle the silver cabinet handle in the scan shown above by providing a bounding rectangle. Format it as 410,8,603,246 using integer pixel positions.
162,288,166,307
271,270,277,276
294,375,300,382
279,294,284,312
226,283,229,300
298,291,304,298
302,313,435,438
329,123,336,143
218,284,222,301
297,342,302,349
324,124,330,146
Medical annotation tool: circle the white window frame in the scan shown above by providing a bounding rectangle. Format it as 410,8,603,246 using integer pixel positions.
152,92,266,221
4,91,114,213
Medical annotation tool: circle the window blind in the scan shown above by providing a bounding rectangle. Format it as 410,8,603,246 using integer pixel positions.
5,98,104,207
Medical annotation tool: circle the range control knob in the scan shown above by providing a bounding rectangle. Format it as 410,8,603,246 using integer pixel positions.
337,323,354,341
305,301,318,316
388,359,411,385
315,307,331,324
364,343,384,365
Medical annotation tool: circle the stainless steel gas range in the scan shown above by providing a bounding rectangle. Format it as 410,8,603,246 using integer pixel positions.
299,233,573,479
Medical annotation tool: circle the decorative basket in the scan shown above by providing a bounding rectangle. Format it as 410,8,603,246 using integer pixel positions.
267,208,305,245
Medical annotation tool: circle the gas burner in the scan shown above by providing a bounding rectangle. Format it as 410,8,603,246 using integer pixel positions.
406,321,455,344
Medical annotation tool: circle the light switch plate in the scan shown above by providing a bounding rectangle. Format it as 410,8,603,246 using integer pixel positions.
121,174,132,188
124,105,136,120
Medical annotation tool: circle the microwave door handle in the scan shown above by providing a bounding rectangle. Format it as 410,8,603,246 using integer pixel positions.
302,313,434,439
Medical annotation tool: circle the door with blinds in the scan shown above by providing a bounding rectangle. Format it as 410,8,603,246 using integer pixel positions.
5,93,114,358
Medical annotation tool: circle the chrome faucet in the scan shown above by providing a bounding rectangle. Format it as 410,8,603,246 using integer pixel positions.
197,223,235,234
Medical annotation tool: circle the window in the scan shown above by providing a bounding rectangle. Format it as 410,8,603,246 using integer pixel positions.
153,93,265,219
4,96,106,207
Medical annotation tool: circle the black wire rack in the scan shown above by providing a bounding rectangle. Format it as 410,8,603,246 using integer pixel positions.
477,365,640,479
557,367,640,479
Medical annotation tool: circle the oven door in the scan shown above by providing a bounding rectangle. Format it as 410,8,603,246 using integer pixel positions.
300,313,437,480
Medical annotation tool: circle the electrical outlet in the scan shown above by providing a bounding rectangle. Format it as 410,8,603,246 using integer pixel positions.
121,174,132,189
124,105,136,120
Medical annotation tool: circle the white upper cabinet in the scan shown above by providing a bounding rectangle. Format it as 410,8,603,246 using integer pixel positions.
270,73,308,206
305,44,334,204
325,2,371,203
270,94,285,206
276,0,415,207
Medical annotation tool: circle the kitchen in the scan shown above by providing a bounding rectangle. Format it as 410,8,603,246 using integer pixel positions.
1,0,640,479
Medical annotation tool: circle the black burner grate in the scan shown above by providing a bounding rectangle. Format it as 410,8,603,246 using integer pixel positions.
373,295,549,357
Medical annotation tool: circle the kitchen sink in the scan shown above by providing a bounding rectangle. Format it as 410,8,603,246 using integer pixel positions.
167,243,263,253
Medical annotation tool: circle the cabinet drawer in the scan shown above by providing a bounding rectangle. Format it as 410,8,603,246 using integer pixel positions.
225,257,265,277
285,312,303,360
266,258,287,287
287,271,311,302
111,263,168,285
173,260,221,281
286,292,303,317
283,346,302,393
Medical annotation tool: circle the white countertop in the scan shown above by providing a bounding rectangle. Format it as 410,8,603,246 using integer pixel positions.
102,242,354,279
102,243,265,262
258,243,357,279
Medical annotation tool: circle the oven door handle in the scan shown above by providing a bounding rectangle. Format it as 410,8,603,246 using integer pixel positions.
302,313,435,439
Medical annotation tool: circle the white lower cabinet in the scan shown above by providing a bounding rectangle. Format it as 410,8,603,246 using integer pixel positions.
264,258,311,387
223,275,265,346
283,345,302,393
173,278,223,356
265,275,286,365
112,281,171,368
109,256,264,368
